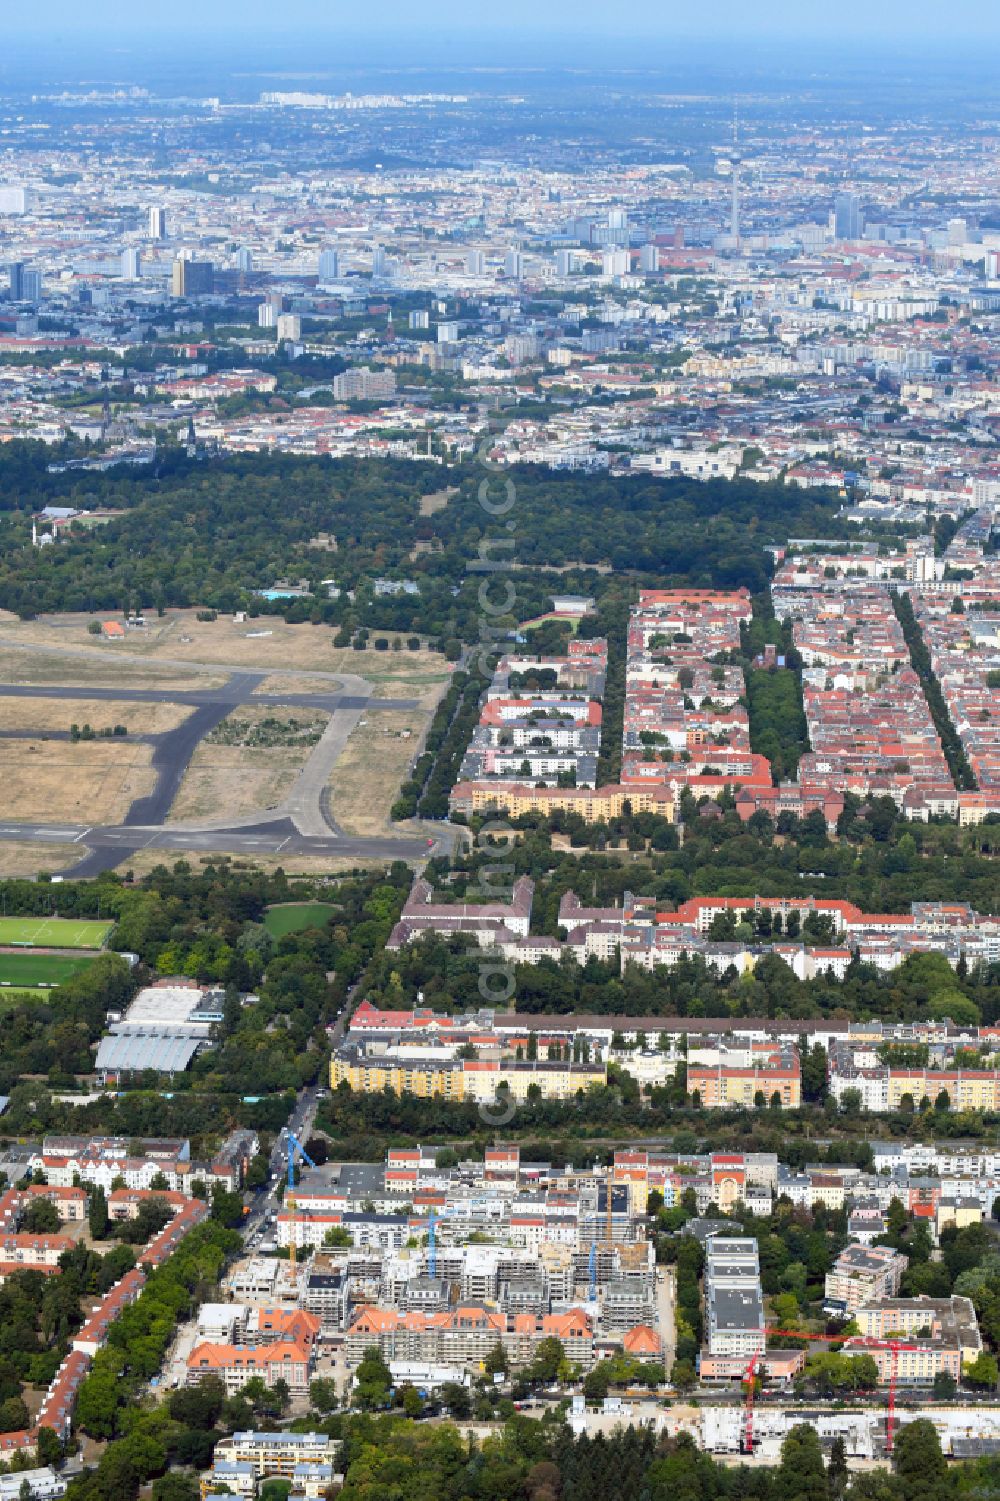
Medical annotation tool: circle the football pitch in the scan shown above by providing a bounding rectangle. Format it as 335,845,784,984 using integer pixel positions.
263,902,337,938
0,953,97,989
0,916,113,949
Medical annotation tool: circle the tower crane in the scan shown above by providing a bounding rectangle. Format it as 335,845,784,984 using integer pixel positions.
740,1328,917,1455
284,1131,316,1270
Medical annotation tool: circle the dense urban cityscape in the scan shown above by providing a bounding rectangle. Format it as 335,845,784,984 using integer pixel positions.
0,8,997,1501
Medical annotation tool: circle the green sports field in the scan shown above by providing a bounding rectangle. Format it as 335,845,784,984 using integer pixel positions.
0,953,97,989
263,902,337,938
0,916,113,949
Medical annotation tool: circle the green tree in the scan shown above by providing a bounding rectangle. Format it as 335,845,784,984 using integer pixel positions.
893,1418,946,1501
964,1351,999,1390
168,1377,225,1430
152,1478,201,1501
35,1427,62,1468
777,1424,827,1501
439,1382,472,1417
88,1183,109,1241
527,1336,567,1383
309,1377,339,1413
21,1198,60,1234
401,1384,424,1418
75,1365,120,1439
828,1435,848,1500
0,1397,29,1433
353,1347,392,1410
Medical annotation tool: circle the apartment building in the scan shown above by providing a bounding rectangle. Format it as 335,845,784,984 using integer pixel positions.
186,1340,312,1395
824,1244,909,1313
0,1233,75,1282
703,1237,765,1359
854,1295,981,1365
330,1044,606,1103
345,1303,595,1372
842,1335,962,1387
688,1050,801,1109
210,1431,339,1482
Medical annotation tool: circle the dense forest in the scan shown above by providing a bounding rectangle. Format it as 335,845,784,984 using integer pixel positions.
0,444,848,625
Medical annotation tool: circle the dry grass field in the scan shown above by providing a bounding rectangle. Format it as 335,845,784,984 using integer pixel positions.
253,673,344,696
326,709,427,837
166,705,327,823
324,647,453,700
0,840,80,878
0,739,155,823
0,698,193,734
418,487,457,517
0,646,222,692
254,647,451,702
0,611,339,674
0,616,453,698
166,746,310,823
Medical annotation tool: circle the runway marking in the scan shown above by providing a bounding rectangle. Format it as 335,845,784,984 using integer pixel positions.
74,827,93,843
276,836,291,851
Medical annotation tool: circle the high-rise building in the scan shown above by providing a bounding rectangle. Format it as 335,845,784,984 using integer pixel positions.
332,367,397,401
236,247,253,273
21,270,41,303
638,244,660,274
602,249,629,279
258,302,276,328
318,248,340,282
7,262,24,300
834,193,863,242
171,257,214,297
437,320,460,344
408,309,430,331
505,333,540,365
148,206,167,241
947,218,969,248
465,249,485,276
121,248,142,281
371,245,387,279
276,313,302,342
555,249,577,276
504,248,524,280
606,208,630,247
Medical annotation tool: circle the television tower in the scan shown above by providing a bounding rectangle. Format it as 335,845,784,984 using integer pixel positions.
730,100,741,244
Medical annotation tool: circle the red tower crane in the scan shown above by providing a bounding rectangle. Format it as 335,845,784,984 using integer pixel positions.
739,1329,918,1455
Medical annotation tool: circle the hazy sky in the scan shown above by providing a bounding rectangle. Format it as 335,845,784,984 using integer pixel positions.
9,0,1000,42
